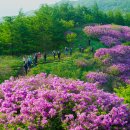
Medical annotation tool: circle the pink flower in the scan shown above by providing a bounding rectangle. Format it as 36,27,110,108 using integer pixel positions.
49,108,56,117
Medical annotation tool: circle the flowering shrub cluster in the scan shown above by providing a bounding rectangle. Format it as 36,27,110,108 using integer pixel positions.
0,73,130,130
86,72,109,85
100,36,121,47
95,45,130,84
84,24,130,47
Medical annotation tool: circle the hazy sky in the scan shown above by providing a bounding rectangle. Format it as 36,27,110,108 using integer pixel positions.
0,0,61,17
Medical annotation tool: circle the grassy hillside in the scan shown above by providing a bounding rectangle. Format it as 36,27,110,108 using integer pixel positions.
28,27,106,80
28,44,103,80
0,56,22,83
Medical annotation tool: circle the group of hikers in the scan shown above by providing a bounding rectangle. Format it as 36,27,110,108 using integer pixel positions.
23,53,39,75
23,39,92,75
23,48,71,75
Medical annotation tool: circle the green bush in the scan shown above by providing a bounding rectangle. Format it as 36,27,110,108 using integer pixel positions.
123,42,130,46
115,85,130,105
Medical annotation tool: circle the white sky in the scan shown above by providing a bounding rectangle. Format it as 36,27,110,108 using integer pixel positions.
0,0,61,17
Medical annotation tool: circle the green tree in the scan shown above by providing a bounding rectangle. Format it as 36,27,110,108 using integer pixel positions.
107,11,115,23
60,19,75,29
124,13,130,26
66,32,77,46
114,10,125,25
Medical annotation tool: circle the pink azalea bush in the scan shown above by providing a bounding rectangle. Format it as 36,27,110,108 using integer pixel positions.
84,24,130,47
95,45,130,84
0,73,130,130
100,36,121,47
86,72,109,85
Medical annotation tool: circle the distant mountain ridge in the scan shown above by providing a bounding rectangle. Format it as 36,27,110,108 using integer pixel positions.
58,0,130,12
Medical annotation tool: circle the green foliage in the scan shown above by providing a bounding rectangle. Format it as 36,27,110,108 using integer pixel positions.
123,42,130,46
114,10,125,25
60,19,75,29
0,3,129,55
44,116,63,130
125,13,130,26
115,85,130,104
28,59,82,80
75,58,88,68
66,32,77,43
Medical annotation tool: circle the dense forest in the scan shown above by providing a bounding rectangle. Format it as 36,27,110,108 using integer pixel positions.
0,3,130,55
60,0,130,12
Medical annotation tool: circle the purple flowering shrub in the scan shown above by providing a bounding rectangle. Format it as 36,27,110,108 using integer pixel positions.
100,36,121,47
95,45,130,84
0,73,130,130
84,24,130,47
86,72,109,85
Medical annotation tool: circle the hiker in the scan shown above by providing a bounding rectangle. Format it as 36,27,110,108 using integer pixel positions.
88,39,91,46
24,61,28,75
79,44,82,52
71,42,74,47
23,56,27,64
65,47,69,55
81,47,84,53
43,52,47,63
37,52,41,59
29,55,33,64
91,47,94,52
34,53,38,66
27,56,31,69
70,48,72,55
52,50,56,60
57,51,61,60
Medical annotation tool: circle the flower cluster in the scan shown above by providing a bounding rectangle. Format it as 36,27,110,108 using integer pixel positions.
0,73,130,130
100,36,121,47
86,72,109,85
84,24,130,47
95,45,130,84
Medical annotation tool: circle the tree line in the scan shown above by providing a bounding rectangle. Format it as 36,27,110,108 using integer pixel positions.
0,3,130,55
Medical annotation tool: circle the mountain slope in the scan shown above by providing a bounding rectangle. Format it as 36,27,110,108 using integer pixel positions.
59,0,130,12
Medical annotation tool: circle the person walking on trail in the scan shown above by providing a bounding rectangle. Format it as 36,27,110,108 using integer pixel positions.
57,51,61,60
43,52,47,63
27,56,32,69
23,56,26,64
27,56,31,69
34,53,38,66
88,39,91,46
24,61,28,75
29,55,33,64
70,48,72,55
65,47,69,55
52,50,56,60
79,44,82,52
37,52,41,59
81,47,84,53
91,47,94,53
